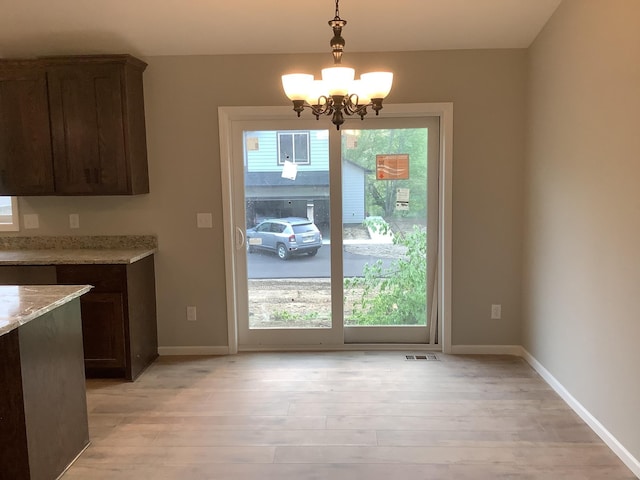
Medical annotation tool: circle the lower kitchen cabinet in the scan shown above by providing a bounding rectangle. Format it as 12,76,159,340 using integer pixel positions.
79,292,127,373
55,255,158,380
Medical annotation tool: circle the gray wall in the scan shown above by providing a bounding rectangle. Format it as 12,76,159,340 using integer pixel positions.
8,49,527,349
524,0,640,462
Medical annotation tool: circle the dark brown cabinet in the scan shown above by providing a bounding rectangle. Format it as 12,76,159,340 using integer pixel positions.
46,56,149,195
0,62,55,195
0,297,89,480
78,292,127,371
56,255,158,380
0,55,149,196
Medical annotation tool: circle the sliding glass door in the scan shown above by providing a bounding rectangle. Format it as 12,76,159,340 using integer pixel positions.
222,109,442,350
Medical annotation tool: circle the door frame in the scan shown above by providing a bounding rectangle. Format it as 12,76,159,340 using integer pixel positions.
218,103,453,354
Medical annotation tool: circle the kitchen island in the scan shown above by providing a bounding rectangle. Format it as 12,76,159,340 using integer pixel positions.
0,285,91,480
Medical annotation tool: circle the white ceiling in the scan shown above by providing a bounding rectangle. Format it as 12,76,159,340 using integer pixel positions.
0,0,562,58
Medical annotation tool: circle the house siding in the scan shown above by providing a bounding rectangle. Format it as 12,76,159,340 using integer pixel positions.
245,130,329,173
342,161,365,224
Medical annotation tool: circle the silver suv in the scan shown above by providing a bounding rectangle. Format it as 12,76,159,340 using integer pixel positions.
247,217,322,260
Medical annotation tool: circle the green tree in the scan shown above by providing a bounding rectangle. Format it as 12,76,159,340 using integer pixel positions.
344,225,427,325
342,128,428,218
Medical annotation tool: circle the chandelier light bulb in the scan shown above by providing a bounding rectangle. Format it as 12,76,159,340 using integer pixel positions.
321,66,355,96
351,79,371,105
282,74,314,101
305,80,327,106
360,72,393,99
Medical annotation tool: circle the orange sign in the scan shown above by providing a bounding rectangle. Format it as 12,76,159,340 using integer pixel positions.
376,154,409,180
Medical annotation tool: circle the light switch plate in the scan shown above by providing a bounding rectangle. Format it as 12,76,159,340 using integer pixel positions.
491,304,502,319
23,214,39,229
197,213,213,229
186,306,197,321
69,213,80,229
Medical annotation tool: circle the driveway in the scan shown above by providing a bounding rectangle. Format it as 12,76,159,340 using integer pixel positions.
247,244,400,279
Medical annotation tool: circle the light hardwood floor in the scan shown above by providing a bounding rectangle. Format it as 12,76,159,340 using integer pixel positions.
62,352,636,479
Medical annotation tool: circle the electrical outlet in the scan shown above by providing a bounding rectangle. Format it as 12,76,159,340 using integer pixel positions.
69,213,80,229
186,306,197,321
491,304,502,319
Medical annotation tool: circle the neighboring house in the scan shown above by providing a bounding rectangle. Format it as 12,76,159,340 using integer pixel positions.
243,130,368,227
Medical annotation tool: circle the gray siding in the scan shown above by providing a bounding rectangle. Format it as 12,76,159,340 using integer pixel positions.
342,161,365,224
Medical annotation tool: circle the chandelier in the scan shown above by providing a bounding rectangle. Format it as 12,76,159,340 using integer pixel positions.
281,0,393,130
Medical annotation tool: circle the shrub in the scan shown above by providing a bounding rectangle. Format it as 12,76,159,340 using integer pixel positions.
344,225,427,325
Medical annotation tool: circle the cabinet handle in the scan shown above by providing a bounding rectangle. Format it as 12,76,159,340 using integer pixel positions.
84,168,92,184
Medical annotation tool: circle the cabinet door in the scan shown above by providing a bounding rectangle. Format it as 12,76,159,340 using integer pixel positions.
80,292,127,373
0,65,55,195
47,64,129,194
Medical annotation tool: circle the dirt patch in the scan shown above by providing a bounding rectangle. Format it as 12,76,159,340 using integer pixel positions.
248,278,374,329
249,279,330,328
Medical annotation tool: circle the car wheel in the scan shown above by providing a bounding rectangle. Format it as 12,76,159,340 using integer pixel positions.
248,245,255,254
307,249,318,257
277,243,290,260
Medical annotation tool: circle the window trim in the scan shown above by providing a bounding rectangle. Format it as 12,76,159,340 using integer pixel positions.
277,131,311,165
0,197,20,231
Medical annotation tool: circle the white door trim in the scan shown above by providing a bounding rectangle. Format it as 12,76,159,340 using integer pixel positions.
218,103,453,354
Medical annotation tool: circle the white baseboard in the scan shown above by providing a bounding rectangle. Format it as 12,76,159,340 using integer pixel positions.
450,344,524,355
160,344,438,355
520,348,640,478
238,344,442,353
157,346,229,356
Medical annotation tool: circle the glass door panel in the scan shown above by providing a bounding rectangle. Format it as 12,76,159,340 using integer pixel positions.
341,118,439,343
233,121,341,348
244,128,331,329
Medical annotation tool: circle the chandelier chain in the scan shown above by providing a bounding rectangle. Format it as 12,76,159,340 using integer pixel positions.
334,0,340,20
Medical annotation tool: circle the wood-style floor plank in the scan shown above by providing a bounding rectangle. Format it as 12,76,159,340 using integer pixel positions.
62,352,637,479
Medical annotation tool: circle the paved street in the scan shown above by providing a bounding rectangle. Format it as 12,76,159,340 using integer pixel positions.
247,244,397,279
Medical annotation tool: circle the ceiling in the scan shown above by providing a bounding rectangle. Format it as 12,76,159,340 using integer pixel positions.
0,0,562,58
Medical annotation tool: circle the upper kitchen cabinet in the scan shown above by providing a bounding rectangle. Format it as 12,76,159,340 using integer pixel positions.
0,61,56,195
45,55,149,195
0,55,149,196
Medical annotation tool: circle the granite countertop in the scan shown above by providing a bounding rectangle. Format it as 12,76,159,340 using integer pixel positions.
0,284,92,336
0,235,157,265
0,248,156,265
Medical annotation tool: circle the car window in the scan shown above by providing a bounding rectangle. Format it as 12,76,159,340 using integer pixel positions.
257,222,271,232
292,223,315,234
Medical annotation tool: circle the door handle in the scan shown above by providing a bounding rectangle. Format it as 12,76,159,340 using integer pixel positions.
235,227,245,249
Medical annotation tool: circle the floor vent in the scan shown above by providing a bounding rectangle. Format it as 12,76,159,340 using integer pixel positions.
405,354,439,361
